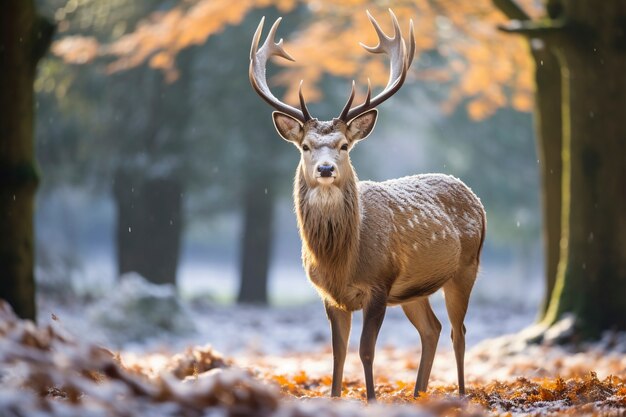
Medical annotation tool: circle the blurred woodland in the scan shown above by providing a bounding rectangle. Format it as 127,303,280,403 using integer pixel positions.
0,0,625,414
2,0,625,333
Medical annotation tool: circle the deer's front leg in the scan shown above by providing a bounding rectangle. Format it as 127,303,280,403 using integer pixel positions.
325,300,352,397
359,292,387,402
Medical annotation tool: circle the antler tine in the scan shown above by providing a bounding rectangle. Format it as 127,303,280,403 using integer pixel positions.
265,18,295,61
390,9,402,41
299,80,312,121
360,10,390,54
407,19,416,69
249,17,312,122
339,80,356,121
365,78,372,107
250,17,265,60
339,9,414,122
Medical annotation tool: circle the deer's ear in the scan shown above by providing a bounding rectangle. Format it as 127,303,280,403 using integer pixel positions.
347,109,378,142
273,112,304,143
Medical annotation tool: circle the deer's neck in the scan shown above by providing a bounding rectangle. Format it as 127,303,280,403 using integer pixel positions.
294,165,360,281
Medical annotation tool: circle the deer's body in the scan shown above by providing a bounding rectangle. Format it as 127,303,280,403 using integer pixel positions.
249,10,486,401
297,171,485,312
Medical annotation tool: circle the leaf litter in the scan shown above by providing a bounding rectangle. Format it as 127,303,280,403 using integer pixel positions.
1,300,625,417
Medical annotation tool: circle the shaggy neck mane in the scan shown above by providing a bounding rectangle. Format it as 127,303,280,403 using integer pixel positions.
295,166,360,279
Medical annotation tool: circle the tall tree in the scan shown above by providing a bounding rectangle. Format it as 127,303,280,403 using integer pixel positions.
50,0,538,305
111,52,192,286
0,0,53,319
500,0,626,338
492,0,563,316
48,2,299,301
237,174,275,304
199,8,303,304
39,0,191,287
114,170,183,285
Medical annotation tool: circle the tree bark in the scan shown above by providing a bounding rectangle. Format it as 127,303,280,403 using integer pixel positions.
532,47,563,316
237,176,274,304
496,0,626,338
112,51,194,287
0,0,53,320
114,170,183,285
492,0,564,317
544,1,626,337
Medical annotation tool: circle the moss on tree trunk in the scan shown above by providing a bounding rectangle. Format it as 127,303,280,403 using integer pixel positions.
533,48,563,317
497,0,626,339
492,0,564,318
544,9,626,336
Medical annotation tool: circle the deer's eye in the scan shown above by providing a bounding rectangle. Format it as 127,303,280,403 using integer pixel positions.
340,143,349,151
302,144,310,151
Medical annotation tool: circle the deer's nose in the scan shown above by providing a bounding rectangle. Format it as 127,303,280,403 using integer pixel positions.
317,164,335,177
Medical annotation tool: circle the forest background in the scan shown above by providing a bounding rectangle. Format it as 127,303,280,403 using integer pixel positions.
0,0,625,414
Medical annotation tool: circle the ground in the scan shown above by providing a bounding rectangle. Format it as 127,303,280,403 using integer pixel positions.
1,276,625,416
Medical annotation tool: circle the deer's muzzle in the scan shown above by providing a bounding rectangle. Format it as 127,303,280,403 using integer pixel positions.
317,164,335,178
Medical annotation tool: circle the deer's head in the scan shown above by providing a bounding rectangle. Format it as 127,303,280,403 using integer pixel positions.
249,10,415,188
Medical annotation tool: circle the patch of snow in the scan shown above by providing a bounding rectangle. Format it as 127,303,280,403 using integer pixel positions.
86,273,195,345
39,284,536,357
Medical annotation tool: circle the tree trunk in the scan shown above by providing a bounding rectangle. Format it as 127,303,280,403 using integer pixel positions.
532,47,563,316
111,52,193,287
0,0,53,320
492,0,563,317
543,0,626,337
114,170,183,285
237,176,274,304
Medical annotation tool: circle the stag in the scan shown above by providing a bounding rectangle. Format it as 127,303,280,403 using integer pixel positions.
249,10,486,401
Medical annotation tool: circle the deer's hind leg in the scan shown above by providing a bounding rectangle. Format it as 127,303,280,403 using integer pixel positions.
443,264,478,396
402,297,441,397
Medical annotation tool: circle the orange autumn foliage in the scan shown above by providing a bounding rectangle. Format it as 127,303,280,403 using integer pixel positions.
266,366,626,412
52,0,542,119
1,303,625,416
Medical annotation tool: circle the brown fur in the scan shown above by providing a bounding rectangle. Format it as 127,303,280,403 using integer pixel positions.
292,128,486,312
251,10,481,398
276,115,485,398
295,168,362,310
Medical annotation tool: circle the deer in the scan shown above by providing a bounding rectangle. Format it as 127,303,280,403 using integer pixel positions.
249,10,486,402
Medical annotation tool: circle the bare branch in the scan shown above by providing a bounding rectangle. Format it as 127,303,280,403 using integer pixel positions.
498,18,572,38
491,0,531,21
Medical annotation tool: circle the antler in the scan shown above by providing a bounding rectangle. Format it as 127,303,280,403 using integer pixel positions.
249,17,312,122
338,10,415,122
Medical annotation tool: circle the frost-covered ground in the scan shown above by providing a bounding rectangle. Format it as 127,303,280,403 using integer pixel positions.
37,273,536,357
1,274,624,416
34,273,540,392
37,274,626,384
